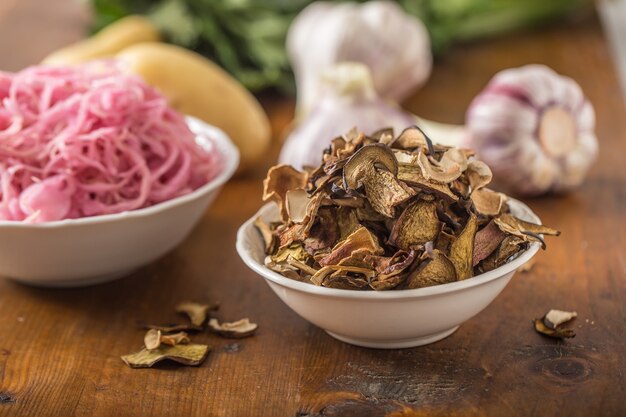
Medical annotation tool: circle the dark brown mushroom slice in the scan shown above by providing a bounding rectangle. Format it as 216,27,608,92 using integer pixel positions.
397,163,459,201
342,144,414,217
366,250,417,290
319,226,383,266
471,188,506,216
534,317,576,339
435,230,456,254
303,208,339,254
405,249,457,289
449,213,478,280
121,344,210,368
472,220,507,266
389,200,441,250
478,235,528,272
262,165,309,221
208,318,258,338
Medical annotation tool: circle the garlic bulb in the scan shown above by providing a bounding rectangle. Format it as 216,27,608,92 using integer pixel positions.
466,64,598,196
288,1,432,117
279,63,415,169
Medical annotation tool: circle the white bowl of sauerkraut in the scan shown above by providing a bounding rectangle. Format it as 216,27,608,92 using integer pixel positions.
0,64,238,286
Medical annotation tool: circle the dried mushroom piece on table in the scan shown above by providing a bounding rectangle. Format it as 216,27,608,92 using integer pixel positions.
256,126,560,291
534,309,578,339
175,301,218,327
208,318,258,338
121,344,210,368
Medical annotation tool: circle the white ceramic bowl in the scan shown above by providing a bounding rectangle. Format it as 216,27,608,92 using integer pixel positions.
0,117,239,287
237,199,541,349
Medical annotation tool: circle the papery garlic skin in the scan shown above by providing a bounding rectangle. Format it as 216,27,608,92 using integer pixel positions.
279,63,416,169
288,1,432,117
466,65,598,196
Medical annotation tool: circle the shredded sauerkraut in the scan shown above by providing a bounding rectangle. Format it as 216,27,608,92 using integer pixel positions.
0,62,222,222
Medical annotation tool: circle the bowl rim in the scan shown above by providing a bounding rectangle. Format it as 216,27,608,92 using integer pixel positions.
0,116,239,229
236,199,541,300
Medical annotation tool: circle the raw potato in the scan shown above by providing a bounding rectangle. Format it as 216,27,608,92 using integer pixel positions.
42,16,160,65
117,43,271,171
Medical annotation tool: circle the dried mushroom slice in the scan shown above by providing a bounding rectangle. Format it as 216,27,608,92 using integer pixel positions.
393,126,429,150
342,144,413,217
121,344,210,368
254,216,276,254
479,235,527,271
176,301,218,327
286,189,310,223
304,208,339,253
533,319,575,339
417,150,463,184
405,250,457,289
397,163,458,201
319,226,383,266
366,250,416,290
472,220,507,266
286,257,319,276
370,127,395,145
337,207,362,240
389,201,440,250
449,213,478,280
494,213,560,247
263,165,308,221
144,329,161,350
208,318,258,338
466,160,493,191
310,265,374,288
160,332,190,346
271,243,309,264
264,257,303,281
440,148,469,172
471,188,506,216
544,309,578,329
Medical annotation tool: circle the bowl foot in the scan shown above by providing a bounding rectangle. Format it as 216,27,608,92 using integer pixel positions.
325,326,459,349
10,268,136,288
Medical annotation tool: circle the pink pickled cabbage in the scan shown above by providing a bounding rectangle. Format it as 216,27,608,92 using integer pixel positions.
0,62,222,223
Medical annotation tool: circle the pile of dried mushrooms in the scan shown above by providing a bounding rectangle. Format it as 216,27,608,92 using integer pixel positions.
256,127,560,291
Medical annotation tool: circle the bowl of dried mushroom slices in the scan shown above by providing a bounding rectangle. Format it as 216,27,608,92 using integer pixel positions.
237,127,559,349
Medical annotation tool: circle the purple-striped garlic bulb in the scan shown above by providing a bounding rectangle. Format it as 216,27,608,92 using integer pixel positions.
466,65,598,197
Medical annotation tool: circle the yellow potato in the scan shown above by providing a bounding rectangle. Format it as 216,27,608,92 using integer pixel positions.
42,15,160,65
117,43,271,171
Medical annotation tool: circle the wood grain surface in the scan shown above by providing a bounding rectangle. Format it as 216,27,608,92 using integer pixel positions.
0,2,624,416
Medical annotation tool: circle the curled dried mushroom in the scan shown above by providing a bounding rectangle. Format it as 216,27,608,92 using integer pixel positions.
257,127,559,291
208,318,258,338
534,309,578,339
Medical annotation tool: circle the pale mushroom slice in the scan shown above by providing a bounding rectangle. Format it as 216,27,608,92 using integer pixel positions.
318,226,383,267
391,126,429,150
471,188,506,216
417,150,463,184
160,332,190,346
176,301,218,327
388,200,440,250
121,344,210,368
262,165,308,221
254,216,276,253
449,213,478,280
466,159,493,191
342,144,414,218
208,318,258,338
144,329,162,350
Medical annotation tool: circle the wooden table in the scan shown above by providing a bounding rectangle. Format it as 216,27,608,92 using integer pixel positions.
0,2,624,416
